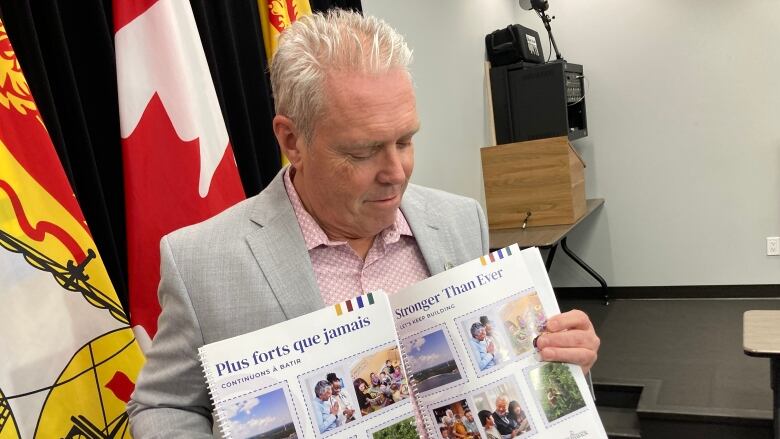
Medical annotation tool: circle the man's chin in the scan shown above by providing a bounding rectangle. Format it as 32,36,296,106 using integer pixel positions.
358,216,398,237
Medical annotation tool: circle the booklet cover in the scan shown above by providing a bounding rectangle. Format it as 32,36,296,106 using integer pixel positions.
198,244,606,439
198,291,415,439
389,244,606,439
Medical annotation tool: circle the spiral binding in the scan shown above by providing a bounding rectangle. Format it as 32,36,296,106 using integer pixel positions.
198,349,233,438
399,340,437,438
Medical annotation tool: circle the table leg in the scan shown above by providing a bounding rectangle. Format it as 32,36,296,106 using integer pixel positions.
545,244,558,271
560,237,609,305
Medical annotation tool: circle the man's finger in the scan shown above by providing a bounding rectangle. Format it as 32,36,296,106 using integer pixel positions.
546,309,593,332
536,329,600,351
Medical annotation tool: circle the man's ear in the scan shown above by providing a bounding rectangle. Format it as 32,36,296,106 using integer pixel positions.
272,115,303,167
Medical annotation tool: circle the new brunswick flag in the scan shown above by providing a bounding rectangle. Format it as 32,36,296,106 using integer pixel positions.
0,20,144,439
258,0,312,61
258,0,312,166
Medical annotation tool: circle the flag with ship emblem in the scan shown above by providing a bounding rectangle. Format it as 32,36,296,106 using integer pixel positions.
258,0,313,61
0,19,144,439
113,0,246,346
258,0,312,166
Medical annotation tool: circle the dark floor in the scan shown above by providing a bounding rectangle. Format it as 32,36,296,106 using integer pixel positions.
559,298,780,417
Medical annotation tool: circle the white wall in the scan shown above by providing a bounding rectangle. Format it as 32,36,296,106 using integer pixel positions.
362,0,780,287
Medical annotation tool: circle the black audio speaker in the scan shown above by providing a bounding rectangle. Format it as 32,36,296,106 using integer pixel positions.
490,60,587,144
485,24,544,67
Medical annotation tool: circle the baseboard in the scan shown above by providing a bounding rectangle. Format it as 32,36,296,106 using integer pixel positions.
555,285,780,300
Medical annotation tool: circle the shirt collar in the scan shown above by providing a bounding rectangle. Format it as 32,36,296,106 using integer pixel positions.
282,166,413,251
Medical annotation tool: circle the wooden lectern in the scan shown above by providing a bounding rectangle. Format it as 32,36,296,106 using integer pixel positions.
481,136,586,229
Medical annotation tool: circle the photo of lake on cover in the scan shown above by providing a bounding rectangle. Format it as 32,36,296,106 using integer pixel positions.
404,329,462,393
225,387,299,439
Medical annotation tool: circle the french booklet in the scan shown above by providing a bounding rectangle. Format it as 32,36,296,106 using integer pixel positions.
198,244,607,439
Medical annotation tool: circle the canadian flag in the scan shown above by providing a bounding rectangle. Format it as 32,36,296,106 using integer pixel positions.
114,0,245,348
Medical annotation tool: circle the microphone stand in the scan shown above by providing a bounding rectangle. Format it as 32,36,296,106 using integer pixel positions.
537,9,563,61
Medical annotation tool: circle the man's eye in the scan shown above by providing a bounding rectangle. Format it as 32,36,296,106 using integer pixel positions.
348,153,372,160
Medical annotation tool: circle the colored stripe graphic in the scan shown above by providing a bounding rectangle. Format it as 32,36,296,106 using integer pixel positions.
367,292,374,305
480,256,487,266
489,252,495,263
356,296,364,309
335,303,343,316
497,248,504,259
346,300,353,312
505,246,512,256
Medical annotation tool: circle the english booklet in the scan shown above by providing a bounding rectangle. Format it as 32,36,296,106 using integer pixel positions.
198,244,607,439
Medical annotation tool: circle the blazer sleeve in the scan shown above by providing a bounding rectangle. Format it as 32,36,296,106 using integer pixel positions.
127,236,214,438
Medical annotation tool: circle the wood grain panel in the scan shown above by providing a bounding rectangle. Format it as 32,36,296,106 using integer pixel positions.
481,136,586,229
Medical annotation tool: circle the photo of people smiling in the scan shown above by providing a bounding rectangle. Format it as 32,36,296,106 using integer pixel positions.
457,291,547,375
430,399,480,439
350,346,409,417
473,378,535,439
303,366,355,435
301,344,409,436
498,293,547,357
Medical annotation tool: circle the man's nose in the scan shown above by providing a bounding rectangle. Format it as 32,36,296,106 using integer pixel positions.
377,146,407,185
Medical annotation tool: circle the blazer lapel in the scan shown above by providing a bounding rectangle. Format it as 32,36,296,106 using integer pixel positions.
401,185,458,276
245,171,324,319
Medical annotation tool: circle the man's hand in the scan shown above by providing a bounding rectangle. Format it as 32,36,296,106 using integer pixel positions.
535,309,599,374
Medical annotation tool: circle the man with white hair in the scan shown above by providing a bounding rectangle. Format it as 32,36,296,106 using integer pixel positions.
470,321,496,370
127,10,600,437
492,395,521,437
314,380,340,433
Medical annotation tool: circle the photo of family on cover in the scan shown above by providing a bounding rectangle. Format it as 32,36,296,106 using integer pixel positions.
473,378,534,439
458,292,547,374
402,328,464,394
302,345,410,436
527,362,586,424
431,399,480,439
224,386,299,439
351,348,409,417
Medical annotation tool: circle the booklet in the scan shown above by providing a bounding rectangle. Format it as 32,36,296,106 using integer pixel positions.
198,244,606,439
198,290,414,438
389,245,606,439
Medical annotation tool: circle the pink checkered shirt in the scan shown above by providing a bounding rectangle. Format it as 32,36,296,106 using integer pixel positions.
283,168,431,305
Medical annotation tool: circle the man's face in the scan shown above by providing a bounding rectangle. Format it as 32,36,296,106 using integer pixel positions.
319,386,332,401
475,328,486,341
496,399,507,415
465,412,474,422
291,69,419,240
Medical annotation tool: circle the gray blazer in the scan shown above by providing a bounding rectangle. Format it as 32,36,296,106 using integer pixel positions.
127,169,489,438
